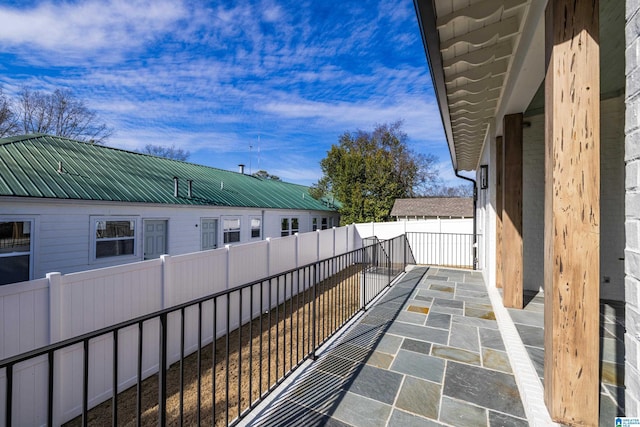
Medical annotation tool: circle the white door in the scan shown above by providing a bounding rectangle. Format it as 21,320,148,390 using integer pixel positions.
201,218,218,250
144,220,167,260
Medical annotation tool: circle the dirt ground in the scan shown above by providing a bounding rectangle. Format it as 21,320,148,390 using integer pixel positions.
64,265,363,427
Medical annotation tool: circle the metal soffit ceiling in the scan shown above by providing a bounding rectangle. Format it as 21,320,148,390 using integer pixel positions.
417,0,531,171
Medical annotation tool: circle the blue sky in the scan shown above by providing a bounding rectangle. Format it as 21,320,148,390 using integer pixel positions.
0,0,461,187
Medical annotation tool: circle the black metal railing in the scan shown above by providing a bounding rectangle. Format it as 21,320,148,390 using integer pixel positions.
1,235,414,427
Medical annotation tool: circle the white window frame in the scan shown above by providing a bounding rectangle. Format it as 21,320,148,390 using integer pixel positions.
281,217,299,237
90,216,139,263
250,217,262,240
223,217,241,244
0,217,35,285
312,217,318,231
321,217,328,230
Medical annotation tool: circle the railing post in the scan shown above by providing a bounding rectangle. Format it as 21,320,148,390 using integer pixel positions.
160,255,171,309
387,241,391,286
311,263,317,360
158,313,167,427
5,365,12,427
403,235,407,270
473,234,478,270
47,272,63,344
362,248,367,311
47,271,62,426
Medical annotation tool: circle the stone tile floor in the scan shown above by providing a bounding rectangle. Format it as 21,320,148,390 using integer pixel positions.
243,266,529,427
507,290,626,425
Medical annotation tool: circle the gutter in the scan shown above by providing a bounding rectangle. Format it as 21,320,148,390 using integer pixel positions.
455,172,478,270
413,0,478,269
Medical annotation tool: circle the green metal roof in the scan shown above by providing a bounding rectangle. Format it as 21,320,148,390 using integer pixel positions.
0,134,338,211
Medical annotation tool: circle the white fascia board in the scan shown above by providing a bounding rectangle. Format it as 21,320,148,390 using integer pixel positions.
494,0,547,136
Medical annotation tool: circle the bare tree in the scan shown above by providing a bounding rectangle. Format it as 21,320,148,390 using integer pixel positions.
0,87,18,137
17,87,113,143
140,144,190,161
424,183,474,197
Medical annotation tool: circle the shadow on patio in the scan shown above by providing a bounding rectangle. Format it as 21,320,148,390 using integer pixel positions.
242,266,528,427
507,290,626,426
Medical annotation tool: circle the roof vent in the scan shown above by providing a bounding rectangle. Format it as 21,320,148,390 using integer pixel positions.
238,164,245,174
174,177,179,197
57,161,63,174
187,179,193,198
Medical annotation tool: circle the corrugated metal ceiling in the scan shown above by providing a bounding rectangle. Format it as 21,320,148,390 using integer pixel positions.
437,0,529,171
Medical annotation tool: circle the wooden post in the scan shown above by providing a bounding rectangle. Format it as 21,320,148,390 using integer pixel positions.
496,136,503,289
544,0,600,425
502,114,523,308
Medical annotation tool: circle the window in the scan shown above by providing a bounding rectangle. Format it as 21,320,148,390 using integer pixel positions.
94,218,136,259
250,217,261,239
223,218,241,244
0,220,32,285
321,217,328,230
281,217,299,237
329,217,335,228
312,217,318,231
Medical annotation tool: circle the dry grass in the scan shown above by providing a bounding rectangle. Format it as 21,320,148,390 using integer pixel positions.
64,265,363,427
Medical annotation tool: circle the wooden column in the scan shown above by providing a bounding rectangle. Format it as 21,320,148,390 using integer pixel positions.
544,0,600,425
502,114,523,308
496,136,503,289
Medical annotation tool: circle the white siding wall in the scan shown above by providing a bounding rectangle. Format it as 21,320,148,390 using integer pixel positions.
521,97,625,299
474,97,625,301
625,0,640,415
522,113,546,293
477,138,493,277
0,199,338,282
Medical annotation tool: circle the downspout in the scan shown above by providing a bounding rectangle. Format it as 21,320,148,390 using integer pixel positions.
455,172,478,270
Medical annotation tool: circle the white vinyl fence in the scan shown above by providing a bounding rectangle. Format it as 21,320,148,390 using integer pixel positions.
354,218,473,240
355,219,476,267
0,226,360,426
0,219,474,426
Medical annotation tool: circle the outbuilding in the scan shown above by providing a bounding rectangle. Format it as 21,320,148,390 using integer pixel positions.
0,134,339,285
390,197,473,220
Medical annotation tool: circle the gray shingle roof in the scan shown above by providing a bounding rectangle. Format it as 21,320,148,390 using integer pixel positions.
390,197,473,218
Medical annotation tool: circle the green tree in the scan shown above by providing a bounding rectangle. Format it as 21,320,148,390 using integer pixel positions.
252,170,281,181
311,121,440,224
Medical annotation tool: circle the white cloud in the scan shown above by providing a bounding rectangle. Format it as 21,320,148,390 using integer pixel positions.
0,0,190,62
0,0,450,187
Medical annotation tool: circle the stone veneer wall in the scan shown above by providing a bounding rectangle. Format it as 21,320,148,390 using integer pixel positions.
625,0,640,416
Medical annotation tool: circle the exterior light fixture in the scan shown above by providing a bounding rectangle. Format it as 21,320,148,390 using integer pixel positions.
480,165,488,190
